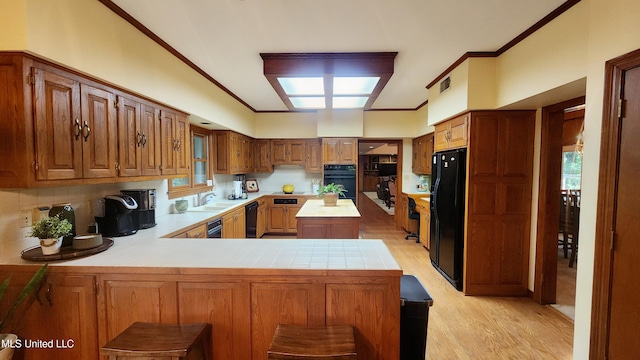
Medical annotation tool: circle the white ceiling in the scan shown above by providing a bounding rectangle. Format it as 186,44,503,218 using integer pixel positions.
110,0,567,112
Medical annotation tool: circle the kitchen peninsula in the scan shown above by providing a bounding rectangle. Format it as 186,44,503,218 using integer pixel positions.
0,206,401,360
295,199,361,239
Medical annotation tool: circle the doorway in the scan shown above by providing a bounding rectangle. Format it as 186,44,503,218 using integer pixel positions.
357,140,402,216
591,48,640,359
534,96,585,308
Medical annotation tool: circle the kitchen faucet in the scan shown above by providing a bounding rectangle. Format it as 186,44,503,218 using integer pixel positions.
197,192,216,206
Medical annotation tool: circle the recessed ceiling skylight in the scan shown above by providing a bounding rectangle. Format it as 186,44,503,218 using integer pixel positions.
332,97,369,109
333,77,380,95
261,52,397,110
290,96,326,109
277,77,324,95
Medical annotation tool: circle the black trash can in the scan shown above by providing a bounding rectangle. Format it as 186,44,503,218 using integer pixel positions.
400,275,433,360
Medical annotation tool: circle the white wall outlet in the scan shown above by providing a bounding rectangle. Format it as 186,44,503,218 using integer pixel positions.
206,179,213,186
19,210,32,228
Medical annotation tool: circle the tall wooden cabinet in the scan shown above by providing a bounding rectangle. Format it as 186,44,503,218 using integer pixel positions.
322,138,358,164
254,139,273,173
160,110,190,176
462,110,535,296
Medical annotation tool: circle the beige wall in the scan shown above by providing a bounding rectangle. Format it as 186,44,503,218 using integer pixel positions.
494,1,589,108
574,0,640,358
427,59,470,125
0,0,28,49
468,57,497,109
254,112,318,138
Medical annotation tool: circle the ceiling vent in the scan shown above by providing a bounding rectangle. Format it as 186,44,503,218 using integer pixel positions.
439,76,451,94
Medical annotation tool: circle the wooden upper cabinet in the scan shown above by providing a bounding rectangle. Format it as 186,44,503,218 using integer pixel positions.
33,67,83,180
140,103,161,176
434,114,468,151
80,84,118,179
411,133,433,175
214,131,254,174
160,109,190,176
322,138,358,164
305,139,322,173
117,95,162,177
254,139,273,173
271,139,306,165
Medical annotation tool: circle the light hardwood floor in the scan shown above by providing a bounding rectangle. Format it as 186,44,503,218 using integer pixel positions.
356,193,574,360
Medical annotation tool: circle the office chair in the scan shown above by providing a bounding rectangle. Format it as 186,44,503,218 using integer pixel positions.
405,197,420,243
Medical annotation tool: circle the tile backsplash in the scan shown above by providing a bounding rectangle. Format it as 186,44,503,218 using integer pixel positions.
0,166,320,245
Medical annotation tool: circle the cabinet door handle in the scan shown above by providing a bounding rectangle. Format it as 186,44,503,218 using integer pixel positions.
74,119,82,140
137,132,143,147
83,121,91,141
45,282,53,306
142,134,147,147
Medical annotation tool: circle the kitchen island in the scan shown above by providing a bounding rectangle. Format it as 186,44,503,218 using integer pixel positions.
0,237,401,360
295,199,361,239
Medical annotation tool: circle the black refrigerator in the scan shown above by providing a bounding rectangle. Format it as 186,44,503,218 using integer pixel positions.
429,148,466,291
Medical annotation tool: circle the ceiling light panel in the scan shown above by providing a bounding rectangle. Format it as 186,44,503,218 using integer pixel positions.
277,77,324,95
333,77,380,95
290,97,326,109
332,96,369,109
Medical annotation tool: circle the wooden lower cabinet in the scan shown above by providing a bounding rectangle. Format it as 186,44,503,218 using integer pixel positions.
177,281,252,360
257,198,267,238
99,277,178,343
265,196,310,234
0,267,400,360
0,270,98,360
416,199,430,250
222,207,246,238
171,223,207,238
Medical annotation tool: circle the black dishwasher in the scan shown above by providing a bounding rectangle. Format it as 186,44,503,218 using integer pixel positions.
245,201,258,238
207,218,222,238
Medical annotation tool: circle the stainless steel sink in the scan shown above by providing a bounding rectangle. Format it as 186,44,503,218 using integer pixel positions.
187,204,229,212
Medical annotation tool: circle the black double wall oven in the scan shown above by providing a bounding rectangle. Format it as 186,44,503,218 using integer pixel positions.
323,164,357,203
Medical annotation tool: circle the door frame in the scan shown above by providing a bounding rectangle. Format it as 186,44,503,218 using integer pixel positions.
533,96,585,304
590,48,640,359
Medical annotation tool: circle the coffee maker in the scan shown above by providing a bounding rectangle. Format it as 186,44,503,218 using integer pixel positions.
121,189,156,230
95,195,138,237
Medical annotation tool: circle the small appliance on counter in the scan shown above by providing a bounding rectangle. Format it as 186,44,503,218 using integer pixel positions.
121,189,156,229
95,195,138,237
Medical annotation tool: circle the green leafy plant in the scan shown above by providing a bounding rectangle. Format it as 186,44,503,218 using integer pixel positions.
30,215,72,239
0,264,48,333
317,183,348,198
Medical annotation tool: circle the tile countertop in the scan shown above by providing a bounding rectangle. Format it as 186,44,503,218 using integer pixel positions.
0,192,399,272
296,199,361,218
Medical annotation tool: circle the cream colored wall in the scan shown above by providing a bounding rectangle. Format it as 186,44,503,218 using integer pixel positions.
427,60,470,125
468,57,497,109
317,109,364,137
573,0,640,358
495,2,588,108
18,0,255,135
363,110,422,138
0,0,28,49
254,112,318,138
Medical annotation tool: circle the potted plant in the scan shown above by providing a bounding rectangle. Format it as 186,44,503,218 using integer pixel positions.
30,215,73,255
317,183,348,206
0,264,48,360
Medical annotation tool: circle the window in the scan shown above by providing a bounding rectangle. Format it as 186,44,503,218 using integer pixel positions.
168,126,213,199
561,150,582,190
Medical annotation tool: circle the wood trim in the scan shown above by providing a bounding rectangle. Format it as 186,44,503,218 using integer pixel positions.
534,96,584,304
590,48,640,360
97,0,255,112
426,0,581,90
